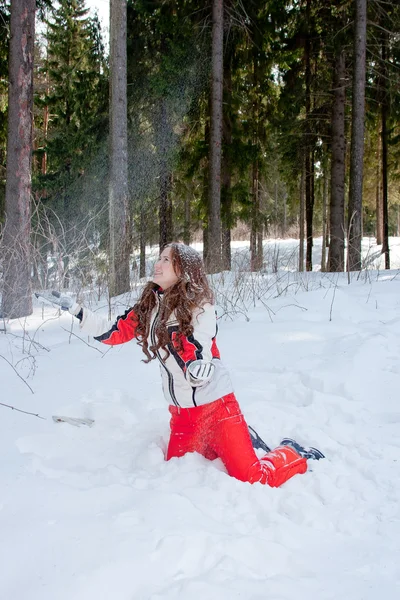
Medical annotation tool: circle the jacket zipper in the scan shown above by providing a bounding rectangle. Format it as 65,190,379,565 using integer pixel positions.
151,297,179,407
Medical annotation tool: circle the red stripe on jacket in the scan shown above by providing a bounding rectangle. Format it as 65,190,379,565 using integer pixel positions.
94,308,139,345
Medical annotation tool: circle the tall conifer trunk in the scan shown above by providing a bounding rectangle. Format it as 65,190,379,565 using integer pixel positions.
221,46,232,271
2,0,35,318
321,157,329,273
305,0,313,271
250,51,262,272
381,30,390,269
109,0,130,297
139,202,146,279
328,49,346,272
250,160,258,271
183,193,191,246
159,100,173,250
299,157,305,272
206,0,223,274
376,130,382,245
202,109,210,267
348,0,367,272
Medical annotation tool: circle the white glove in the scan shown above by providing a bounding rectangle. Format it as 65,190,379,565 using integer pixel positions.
35,290,81,315
187,359,215,385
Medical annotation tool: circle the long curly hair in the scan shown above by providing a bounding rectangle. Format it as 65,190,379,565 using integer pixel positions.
133,243,214,362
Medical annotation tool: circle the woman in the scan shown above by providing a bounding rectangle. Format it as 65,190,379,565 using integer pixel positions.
52,243,321,487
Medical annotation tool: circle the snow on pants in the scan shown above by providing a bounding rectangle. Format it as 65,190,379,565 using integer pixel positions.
166,393,307,487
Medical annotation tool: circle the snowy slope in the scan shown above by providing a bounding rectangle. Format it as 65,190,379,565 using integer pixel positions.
1,239,400,600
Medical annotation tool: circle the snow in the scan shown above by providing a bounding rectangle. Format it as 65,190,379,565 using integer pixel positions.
1,237,400,600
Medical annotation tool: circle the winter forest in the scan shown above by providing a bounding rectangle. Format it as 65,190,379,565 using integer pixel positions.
2,3,400,598
0,0,399,319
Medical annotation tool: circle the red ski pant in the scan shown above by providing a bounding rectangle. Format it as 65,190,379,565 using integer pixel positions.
166,394,307,487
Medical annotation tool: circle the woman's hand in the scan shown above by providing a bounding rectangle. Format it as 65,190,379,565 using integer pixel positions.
35,290,81,315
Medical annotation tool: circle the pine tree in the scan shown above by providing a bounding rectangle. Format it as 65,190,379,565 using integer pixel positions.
327,1,352,272
35,0,108,285
206,0,224,274
41,1,107,184
109,0,130,297
1,0,35,318
0,3,10,223
348,0,367,272
126,0,208,256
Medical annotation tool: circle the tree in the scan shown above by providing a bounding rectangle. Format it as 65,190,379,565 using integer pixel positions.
361,1,400,254
0,3,9,223
380,27,390,269
221,42,233,270
109,0,130,296
1,0,35,318
328,48,346,272
206,0,223,274
156,97,173,250
348,0,367,272
41,1,105,187
126,0,206,258
272,0,328,272
34,1,109,287
304,0,313,271
372,1,400,268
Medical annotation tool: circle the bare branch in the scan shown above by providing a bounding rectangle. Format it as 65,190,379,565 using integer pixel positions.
60,326,105,354
0,354,35,393
0,401,45,419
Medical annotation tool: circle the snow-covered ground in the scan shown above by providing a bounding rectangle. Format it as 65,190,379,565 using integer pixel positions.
1,237,400,600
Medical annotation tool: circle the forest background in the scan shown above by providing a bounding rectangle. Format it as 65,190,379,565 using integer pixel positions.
0,0,399,319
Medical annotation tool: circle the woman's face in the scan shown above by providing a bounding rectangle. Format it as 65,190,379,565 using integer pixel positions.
152,247,180,290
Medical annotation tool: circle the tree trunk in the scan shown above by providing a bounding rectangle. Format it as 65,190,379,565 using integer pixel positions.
305,0,313,271
41,67,49,180
183,193,191,246
159,100,173,251
250,48,263,272
42,104,49,177
139,202,146,279
250,160,259,271
348,0,367,272
305,148,313,271
1,0,35,319
397,206,400,238
321,157,329,272
206,0,223,274
381,30,390,269
299,158,305,272
63,188,72,288
328,49,346,272
221,45,232,271
376,130,382,245
202,102,210,267
159,172,173,250
282,192,287,238
257,230,263,269
109,0,130,297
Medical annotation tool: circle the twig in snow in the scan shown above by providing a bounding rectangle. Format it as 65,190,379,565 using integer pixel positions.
0,354,35,394
390,270,400,282
60,326,105,354
7,332,50,353
100,345,113,359
329,274,339,322
0,402,45,419
275,303,308,313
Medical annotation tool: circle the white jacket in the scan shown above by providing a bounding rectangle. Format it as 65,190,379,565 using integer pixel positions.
77,294,234,408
